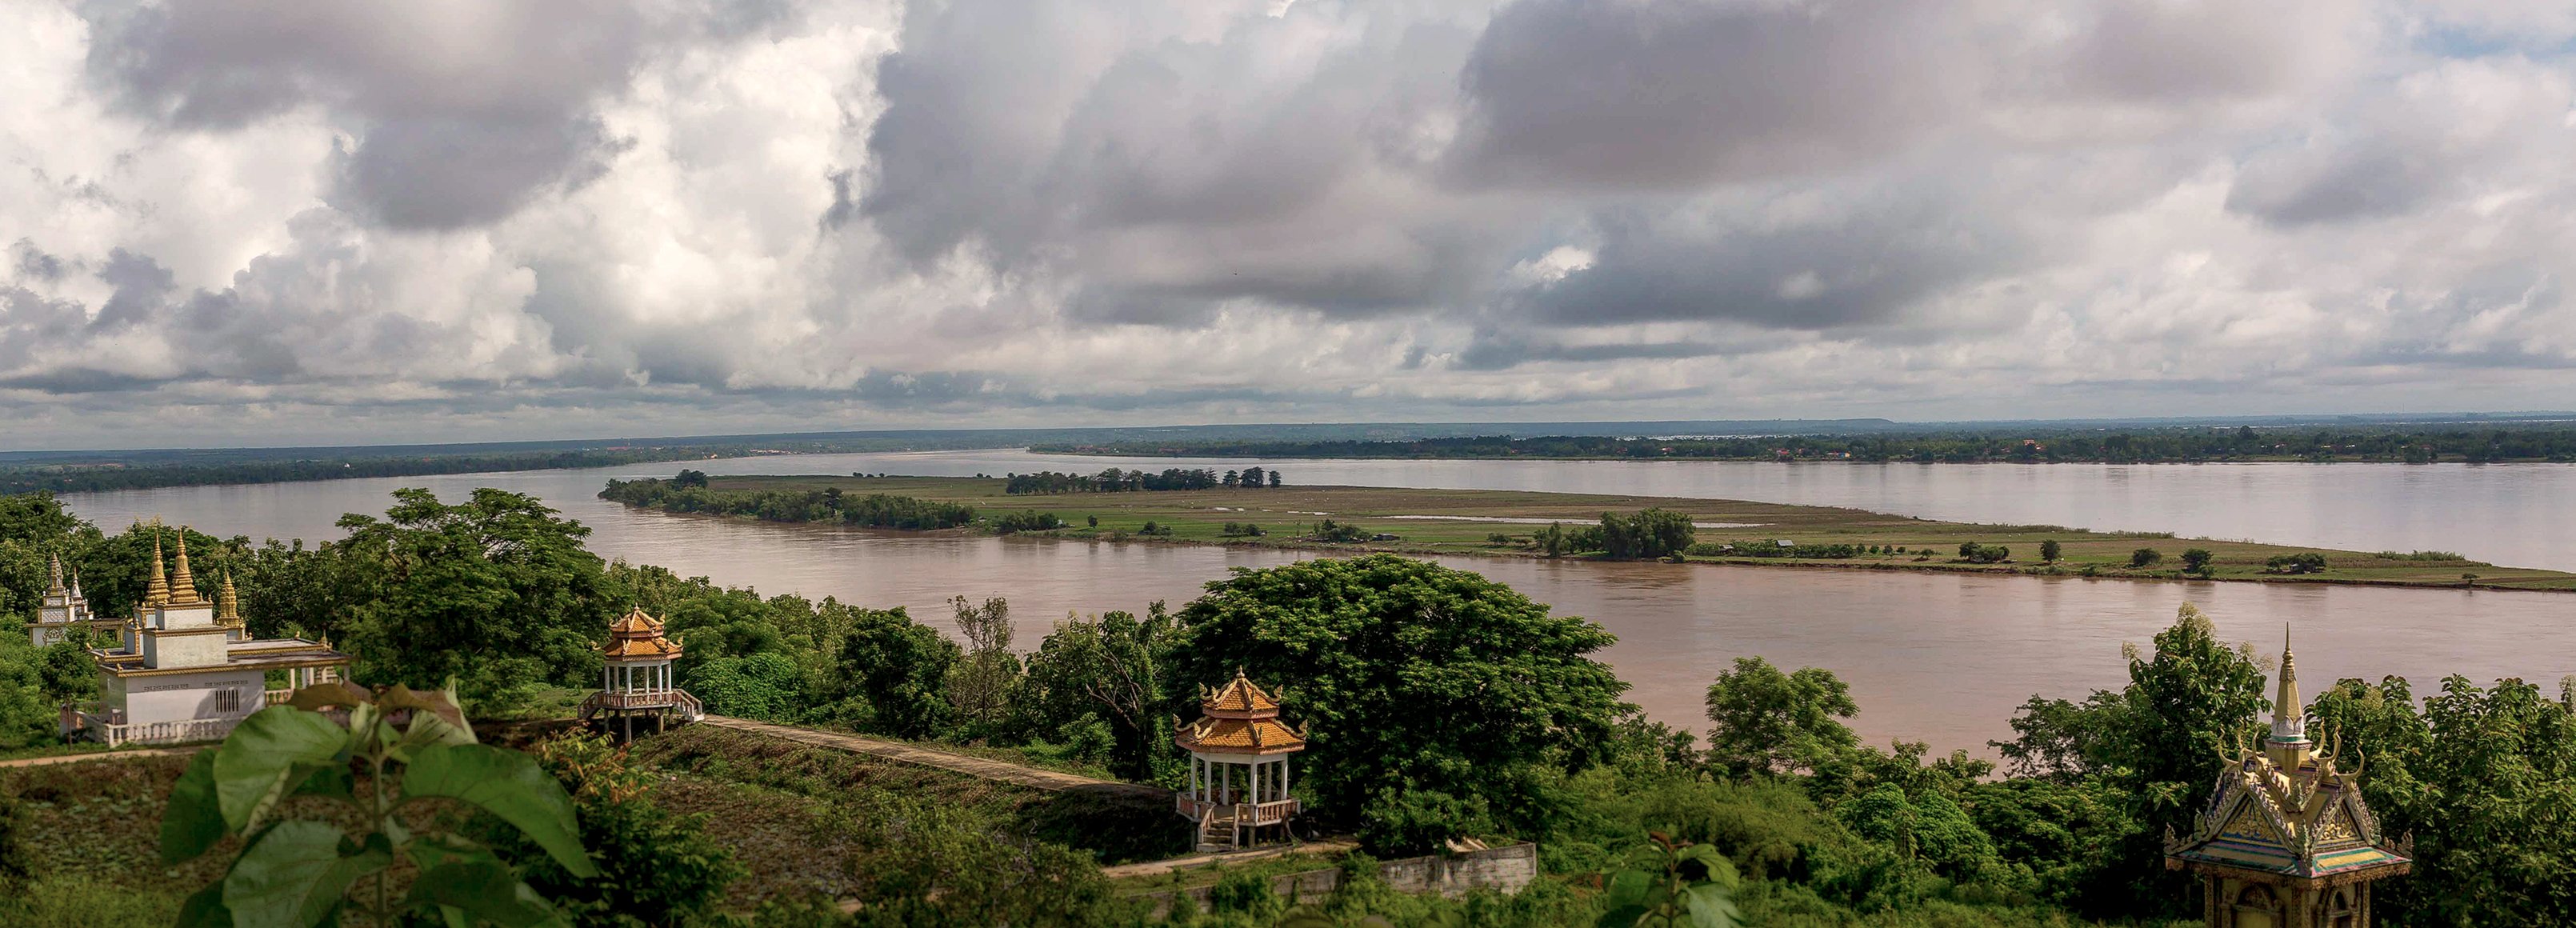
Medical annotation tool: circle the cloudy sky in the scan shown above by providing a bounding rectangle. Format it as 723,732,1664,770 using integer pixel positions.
4,0,2574,448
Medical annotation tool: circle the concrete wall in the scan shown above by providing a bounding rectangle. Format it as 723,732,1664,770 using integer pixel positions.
1140,842,1540,916
124,670,264,725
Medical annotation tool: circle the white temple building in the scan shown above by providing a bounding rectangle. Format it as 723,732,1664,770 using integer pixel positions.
28,553,118,646
65,531,353,746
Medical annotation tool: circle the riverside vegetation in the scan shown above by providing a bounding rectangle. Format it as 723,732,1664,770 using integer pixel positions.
4,490,2575,925
595,474,2576,591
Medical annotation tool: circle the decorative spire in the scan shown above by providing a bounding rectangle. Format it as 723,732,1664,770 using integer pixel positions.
45,553,66,595
145,532,171,607
168,531,203,606
2270,626,2306,744
218,571,242,626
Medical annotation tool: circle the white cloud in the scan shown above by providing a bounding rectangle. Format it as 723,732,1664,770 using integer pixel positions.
3,0,2575,448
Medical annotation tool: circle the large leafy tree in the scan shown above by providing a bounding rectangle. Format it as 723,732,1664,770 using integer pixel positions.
1988,602,2266,918
332,489,610,712
830,607,960,740
1702,656,1859,779
1021,605,1178,782
1165,554,1626,854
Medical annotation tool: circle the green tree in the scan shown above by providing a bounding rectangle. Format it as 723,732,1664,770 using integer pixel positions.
1166,555,1626,854
945,595,1022,738
831,607,959,740
2038,539,2062,562
160,686,596,927
332,489,611,713
2179,548,2213,574
2405,675,2576,922
2128,548,2162,568
1020,606,1177,781
1600,510,1695,560
1702,657,1859,779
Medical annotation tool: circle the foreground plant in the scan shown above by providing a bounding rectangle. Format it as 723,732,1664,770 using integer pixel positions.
161,682,598,927
1597,832,1742,928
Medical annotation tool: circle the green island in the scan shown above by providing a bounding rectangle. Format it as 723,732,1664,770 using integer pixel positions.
600,472,2576,592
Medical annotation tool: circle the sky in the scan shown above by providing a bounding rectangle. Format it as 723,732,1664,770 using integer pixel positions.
4,0,2576,449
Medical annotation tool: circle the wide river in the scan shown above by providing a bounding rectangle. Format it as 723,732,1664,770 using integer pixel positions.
54,450,2576,757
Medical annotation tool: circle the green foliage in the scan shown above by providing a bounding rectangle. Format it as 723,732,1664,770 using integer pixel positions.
2038,540,2061,562
2263,551,2328,574
1599,510,1695,560
1305,519,1372,543
1167,555,1626,855
160,688,594,928
1956,543,2010,564
494,730,744,928
2127,548,2161,568
1596,833,1742,928
831,606,960,740
2178,548,2213,574
600,478,975,530
332,488,612,713
993,511,1068,533
1702,657,1858,778
946,595,1024,738
1022,605,1179,782
690,652,808,721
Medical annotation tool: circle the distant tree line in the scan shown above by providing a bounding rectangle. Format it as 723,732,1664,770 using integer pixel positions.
1034,423,2576,464
0,448,753,497
600,477,975,530
1002,467,1283,494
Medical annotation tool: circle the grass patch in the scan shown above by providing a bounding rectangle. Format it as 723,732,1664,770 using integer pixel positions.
630,725,1188,866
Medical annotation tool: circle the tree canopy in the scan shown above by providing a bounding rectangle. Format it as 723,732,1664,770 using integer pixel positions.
1164,554,1627,854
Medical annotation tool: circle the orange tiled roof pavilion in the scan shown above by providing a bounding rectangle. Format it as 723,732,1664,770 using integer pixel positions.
1174,670,1306,852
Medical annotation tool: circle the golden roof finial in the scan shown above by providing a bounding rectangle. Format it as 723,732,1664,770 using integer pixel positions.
218,570,242,626
169,531,203,606
145,531,170,607
2270,624,2306,745
45,552,66,595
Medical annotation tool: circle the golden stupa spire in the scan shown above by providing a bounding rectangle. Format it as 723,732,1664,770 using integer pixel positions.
2270,626,2305,745
144,531,171,607
169,531,204,606
217,570,242,627
45,552,66,595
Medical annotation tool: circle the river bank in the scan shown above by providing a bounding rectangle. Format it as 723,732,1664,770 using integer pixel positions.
611,474,2576,592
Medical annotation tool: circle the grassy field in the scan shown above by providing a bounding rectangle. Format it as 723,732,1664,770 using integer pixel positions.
683,474,2576,591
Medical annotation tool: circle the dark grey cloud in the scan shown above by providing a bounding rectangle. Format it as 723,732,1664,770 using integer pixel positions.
9,242,65,282
1451,0,1969,190
2226,138,2442,226
94,248,174,328
1503,181,2027,332
82,0,660,230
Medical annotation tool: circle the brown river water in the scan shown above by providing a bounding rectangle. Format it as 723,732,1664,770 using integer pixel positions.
53,451,2576,757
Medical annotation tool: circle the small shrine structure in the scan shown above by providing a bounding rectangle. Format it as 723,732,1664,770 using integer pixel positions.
28,553,118,646
2166,630,2411,926
69,530,352,746
579,607,702,740
1174,670,1305,852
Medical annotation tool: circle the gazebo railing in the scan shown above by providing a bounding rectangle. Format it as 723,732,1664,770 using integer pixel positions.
1177,797,1299,824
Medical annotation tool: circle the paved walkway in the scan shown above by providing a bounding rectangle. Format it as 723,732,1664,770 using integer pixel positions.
1099,838,1359,880
698,716,1164,796
0,746,198,770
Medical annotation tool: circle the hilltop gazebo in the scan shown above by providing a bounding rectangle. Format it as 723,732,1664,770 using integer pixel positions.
2166,630,2411,926
1174,670,1306,852
580,607,702,740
